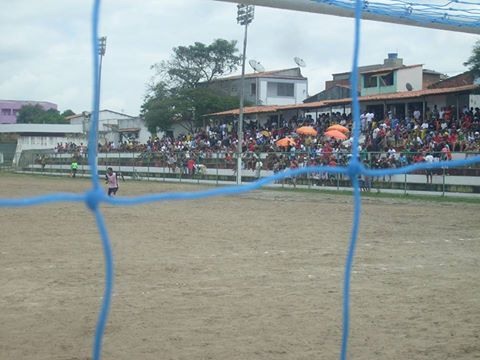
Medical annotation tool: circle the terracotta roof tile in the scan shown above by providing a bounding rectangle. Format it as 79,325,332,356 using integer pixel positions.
207,84,479,116
284,84,479,110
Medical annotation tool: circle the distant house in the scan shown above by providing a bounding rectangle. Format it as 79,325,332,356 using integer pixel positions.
308,53,447,102
0,100,58,124
67,109,150,145
208,54,477,128
428,70,478,90
360,64,425,96
206,67,308,106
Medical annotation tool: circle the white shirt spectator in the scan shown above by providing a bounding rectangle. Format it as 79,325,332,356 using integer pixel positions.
388,148,396,158
366,112,374,124
439,109,445,120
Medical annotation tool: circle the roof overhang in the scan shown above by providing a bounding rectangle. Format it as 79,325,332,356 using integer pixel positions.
207,84,480,116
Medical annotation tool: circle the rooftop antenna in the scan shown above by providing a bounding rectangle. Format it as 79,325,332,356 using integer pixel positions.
294,57,306,67
249,59,265,73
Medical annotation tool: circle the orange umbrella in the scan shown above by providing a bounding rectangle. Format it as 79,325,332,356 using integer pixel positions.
327,124,349,133
296,126,318,136
276,137,296,147
324,130,348,140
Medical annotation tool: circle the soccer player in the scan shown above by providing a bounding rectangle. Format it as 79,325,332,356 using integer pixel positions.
105,167,119,196
424,153,434,184
71,160,78,178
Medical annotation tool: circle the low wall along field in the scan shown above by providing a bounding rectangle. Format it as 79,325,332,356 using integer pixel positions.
1,174,479,359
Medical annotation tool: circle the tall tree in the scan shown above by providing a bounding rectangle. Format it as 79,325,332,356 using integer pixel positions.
464,40,480,76
142,82,180,133
142,83,243,134
142,38,244,134
151,39,242,89
16,104,68,124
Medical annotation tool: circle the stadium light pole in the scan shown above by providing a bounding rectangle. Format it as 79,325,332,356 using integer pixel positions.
98,36,107,96
96,36,107,171
236,4,254,185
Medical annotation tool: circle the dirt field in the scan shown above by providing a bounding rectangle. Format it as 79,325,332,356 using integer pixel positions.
0,173,479,360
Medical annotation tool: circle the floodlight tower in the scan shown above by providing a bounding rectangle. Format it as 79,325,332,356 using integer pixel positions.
94,36,107,171
98,36,107,98
236,4,254,184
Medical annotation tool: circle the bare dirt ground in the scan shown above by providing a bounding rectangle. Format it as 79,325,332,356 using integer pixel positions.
0,173,479,360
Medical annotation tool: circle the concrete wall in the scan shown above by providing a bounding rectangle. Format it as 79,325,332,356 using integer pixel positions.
260,78,308,105
13,134,86,165
396,66,423,92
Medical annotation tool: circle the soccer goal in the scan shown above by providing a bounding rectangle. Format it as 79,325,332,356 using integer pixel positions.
216,0,480,34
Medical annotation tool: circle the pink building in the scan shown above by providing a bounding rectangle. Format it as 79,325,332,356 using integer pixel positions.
0,100,58,124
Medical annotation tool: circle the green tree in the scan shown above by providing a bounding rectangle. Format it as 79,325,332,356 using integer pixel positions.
142,83,243,133
142,82,180,133
16,104,67,124
61,109,75,118
152,39,241,89
142,38,244,134
464,40,480,76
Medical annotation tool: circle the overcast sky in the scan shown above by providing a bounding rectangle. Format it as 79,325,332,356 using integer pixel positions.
1,0,478,116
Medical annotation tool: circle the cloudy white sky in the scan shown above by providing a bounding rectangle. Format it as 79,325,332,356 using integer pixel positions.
1,0,478,116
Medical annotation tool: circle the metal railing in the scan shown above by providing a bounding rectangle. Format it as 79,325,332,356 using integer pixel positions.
14,149,480,196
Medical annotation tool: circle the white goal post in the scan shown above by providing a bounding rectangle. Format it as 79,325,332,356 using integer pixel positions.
213,0,480,35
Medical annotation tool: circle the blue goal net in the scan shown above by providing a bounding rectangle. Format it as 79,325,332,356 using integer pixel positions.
1,1,480,360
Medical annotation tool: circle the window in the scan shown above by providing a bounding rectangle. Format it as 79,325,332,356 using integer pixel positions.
380,72,394,87
277,83,294,97
267,82,294,97
1,108,12,116
364,75,377,88
250,83,256,96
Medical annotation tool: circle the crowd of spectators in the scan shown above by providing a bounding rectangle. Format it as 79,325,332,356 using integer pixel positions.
52,104,480,179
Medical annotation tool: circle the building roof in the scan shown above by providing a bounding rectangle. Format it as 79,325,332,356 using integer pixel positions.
210,67,307,82
0,99,57,107
360,64,422,75
423,68,446,76
66,109,136,120
207,84,479,116
303,84,353,103
428,71,476,89
0,124,84,134
285,84,479,109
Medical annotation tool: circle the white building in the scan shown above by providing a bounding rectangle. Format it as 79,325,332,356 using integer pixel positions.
208,67,308,106
67,110,150,145
0,123,85,165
